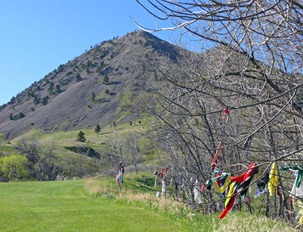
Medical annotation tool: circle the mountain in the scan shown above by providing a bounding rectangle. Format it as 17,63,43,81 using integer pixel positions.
0,31,188,140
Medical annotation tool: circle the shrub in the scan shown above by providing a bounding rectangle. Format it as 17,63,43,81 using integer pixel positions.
0,155,29,181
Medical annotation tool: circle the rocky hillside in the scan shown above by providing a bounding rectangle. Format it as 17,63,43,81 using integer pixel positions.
0,31,189,140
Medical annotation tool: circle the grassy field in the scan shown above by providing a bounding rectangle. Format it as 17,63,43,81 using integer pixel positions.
0,176,299,232
0,180,190,232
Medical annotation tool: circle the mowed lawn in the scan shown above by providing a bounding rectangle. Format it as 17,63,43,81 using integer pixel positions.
0,180,187,232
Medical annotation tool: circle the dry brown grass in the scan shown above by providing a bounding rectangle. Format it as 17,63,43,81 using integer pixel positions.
84,177,188,215
213,213,298,232
84,177,299,232
84,177,120,197
120,191,186,214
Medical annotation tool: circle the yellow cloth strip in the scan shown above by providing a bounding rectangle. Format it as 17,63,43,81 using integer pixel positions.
268,162,279,197
225,181,237,207
213,174,231,194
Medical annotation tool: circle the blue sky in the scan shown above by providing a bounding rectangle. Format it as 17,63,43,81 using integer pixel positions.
0,0,177,106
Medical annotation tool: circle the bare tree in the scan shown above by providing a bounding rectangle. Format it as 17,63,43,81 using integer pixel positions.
16,140,60,180
125,132,142,175
106,131,125,169
136,0,303,219
107,130,145,174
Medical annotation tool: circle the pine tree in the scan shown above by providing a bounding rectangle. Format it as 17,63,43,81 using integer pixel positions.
41,96,49,105
95,124,101,134
91,92,96,102
33,95,40,104
55,84,61,94
77,131,86,142
103,75,109,85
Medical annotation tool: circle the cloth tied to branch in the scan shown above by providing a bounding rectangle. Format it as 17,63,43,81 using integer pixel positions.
256,172,269,192
268,162,279,197
194,179,202,204
219,163,258,219
279,165,303,225
279,165,303,190
211,142,222,167
213,172,231,194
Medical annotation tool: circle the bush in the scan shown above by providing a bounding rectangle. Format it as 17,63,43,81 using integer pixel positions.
0,155,29,181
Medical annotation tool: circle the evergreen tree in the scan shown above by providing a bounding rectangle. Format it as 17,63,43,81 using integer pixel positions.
95,124,101,134
9,96,16,104
75,73,82,82
91,92,96,102
41,96,49,105
55,84,61,94
112,121,116,129
33,95,40,104
103,75,109,85
18,112,25,118
48,82,54,95
77,131,86,142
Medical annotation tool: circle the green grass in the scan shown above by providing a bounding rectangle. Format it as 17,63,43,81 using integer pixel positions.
8,121,147,148
0,143,20,155
0,175,299,232
0,180,189,232
4,120,158,173
83,174,299,232
0,122,161,178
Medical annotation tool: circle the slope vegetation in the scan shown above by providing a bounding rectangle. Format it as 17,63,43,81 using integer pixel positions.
0,31,185,140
